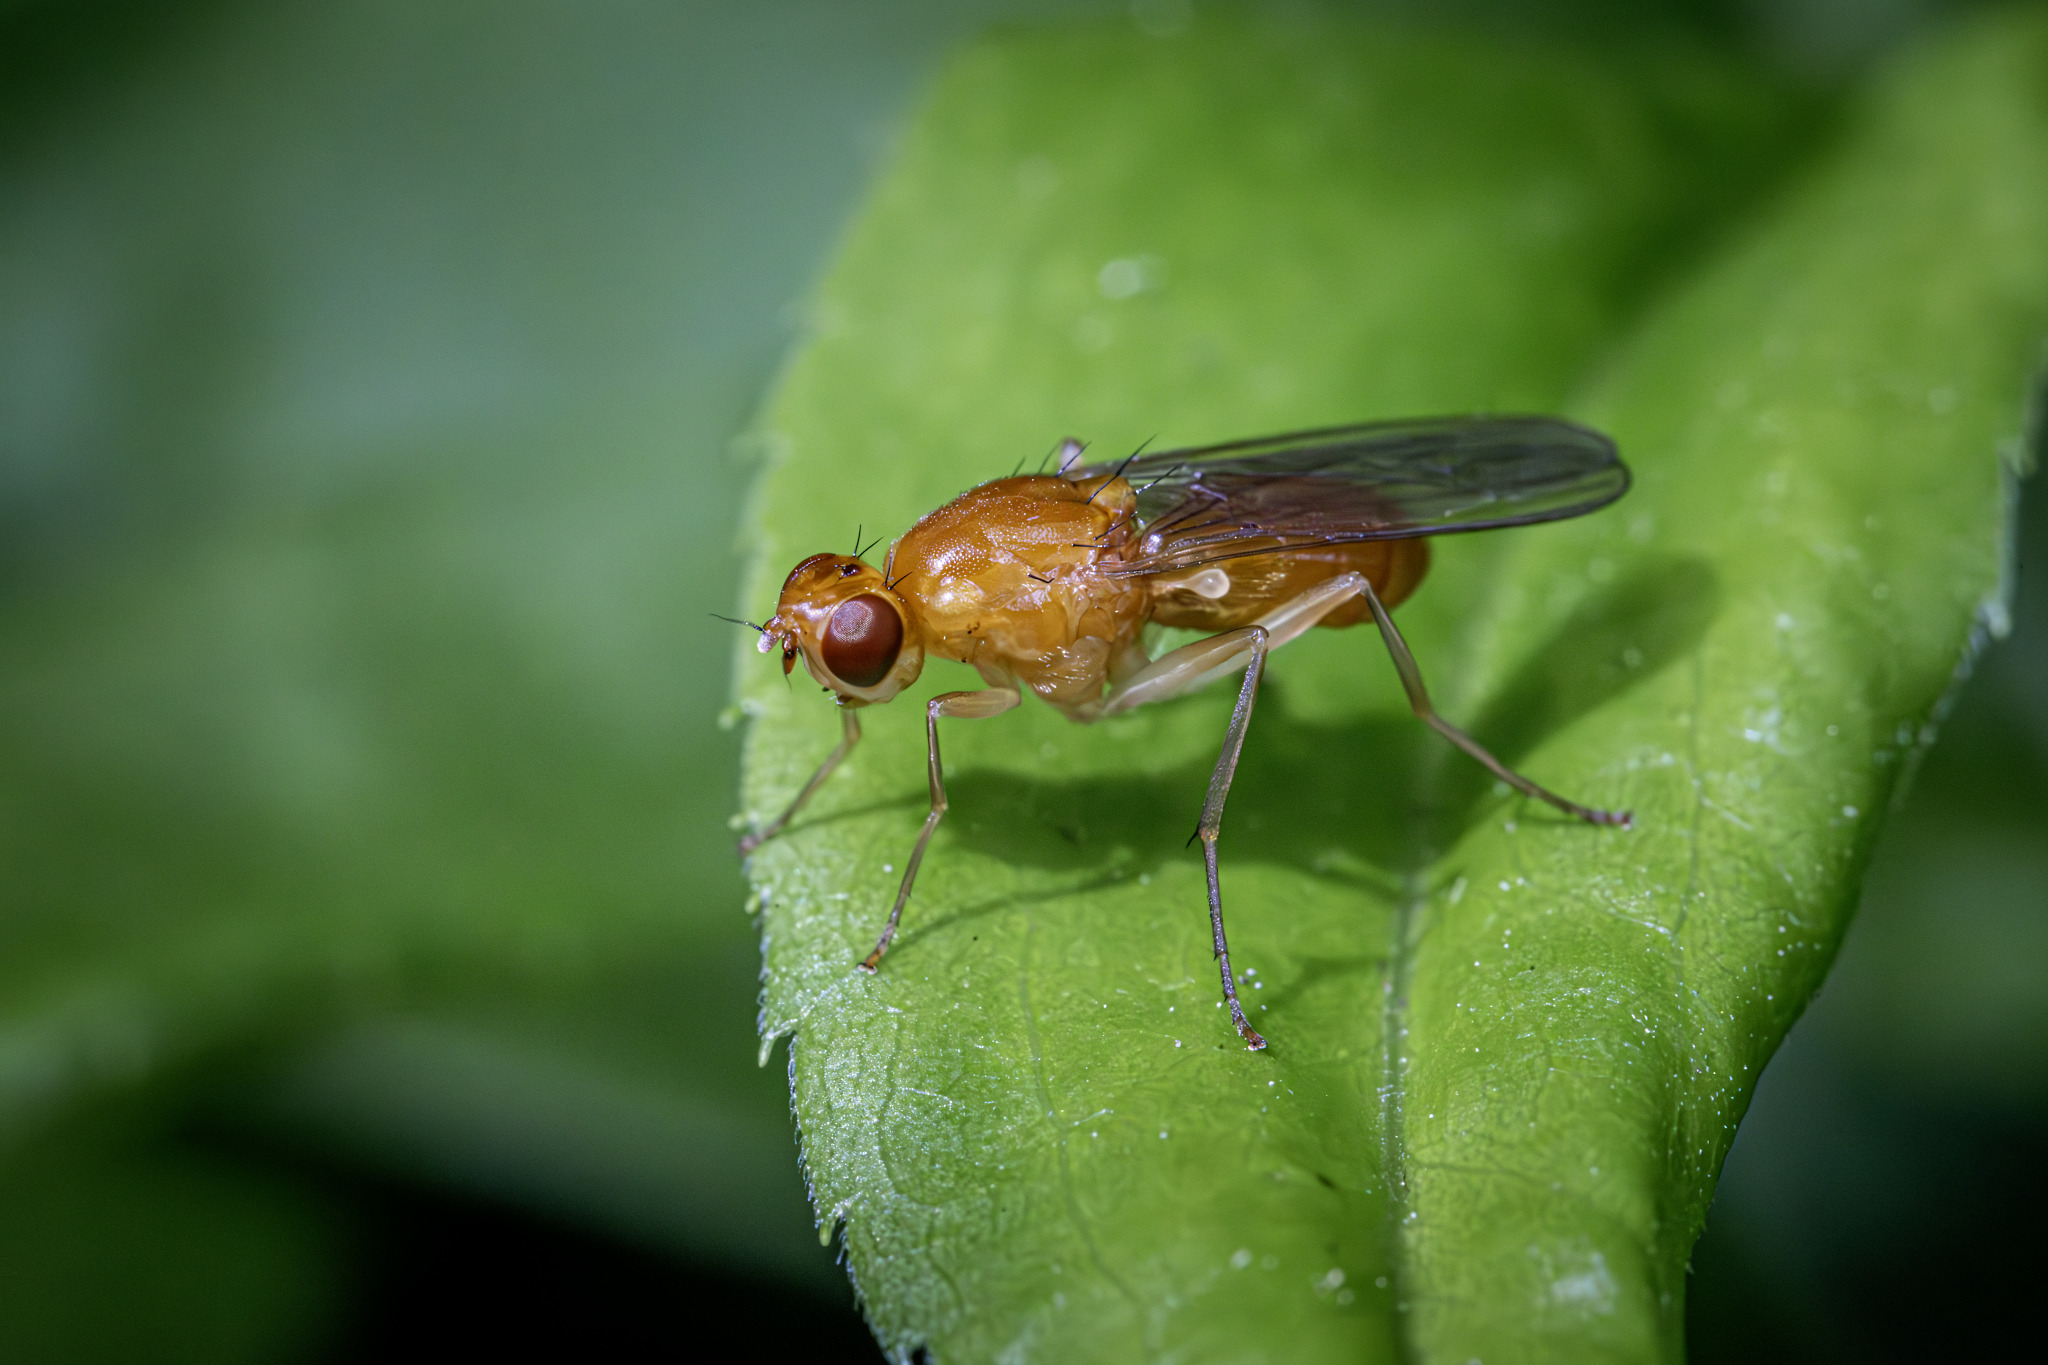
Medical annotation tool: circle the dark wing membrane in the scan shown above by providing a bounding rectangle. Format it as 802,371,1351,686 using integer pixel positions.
1078,415,1627,577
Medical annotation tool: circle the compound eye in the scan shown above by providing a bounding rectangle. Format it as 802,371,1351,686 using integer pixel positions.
821,594,903,688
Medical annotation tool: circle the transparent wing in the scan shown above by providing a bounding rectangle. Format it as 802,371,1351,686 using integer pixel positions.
1076,415,1628,577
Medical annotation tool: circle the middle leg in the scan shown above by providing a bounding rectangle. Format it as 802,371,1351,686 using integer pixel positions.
859,685,1020,972
1101,578,1375,1050
1100,623,1277,1048
1194,627,1272,1051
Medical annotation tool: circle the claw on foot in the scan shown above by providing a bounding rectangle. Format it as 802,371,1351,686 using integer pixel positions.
1228,1002,1267,1051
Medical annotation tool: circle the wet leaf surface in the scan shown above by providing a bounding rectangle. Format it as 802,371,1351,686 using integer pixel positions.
736,11,2048,1361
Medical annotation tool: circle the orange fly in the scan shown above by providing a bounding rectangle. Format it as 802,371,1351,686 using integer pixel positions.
734,416,1631,1050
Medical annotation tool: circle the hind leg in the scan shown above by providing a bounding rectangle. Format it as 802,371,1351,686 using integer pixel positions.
1348,574,1630,827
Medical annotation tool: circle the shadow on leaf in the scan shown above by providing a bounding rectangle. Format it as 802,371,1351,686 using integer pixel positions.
943,554,1719,880
1418,553,1720,850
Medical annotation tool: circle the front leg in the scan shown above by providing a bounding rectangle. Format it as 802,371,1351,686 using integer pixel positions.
859,685,1021,972
738,706,861,856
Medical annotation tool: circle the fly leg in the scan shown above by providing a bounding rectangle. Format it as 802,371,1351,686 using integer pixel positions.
1102,571,1368,716
1103,579,1370,1048
1354,575,1630,828
1196,627,1272,1050
738,706,861,856
860,685,1021,972
1100,625,1273,1051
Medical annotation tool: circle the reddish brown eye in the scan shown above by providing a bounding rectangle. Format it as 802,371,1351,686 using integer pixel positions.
821,594,902,688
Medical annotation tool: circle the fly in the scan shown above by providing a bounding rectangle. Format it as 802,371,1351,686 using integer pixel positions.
733,415,1632,1051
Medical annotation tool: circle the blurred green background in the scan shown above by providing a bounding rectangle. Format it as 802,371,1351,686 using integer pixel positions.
0,1,2039,1360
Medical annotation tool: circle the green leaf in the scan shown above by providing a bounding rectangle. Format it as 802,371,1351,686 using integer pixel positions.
736,10,2048,1360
